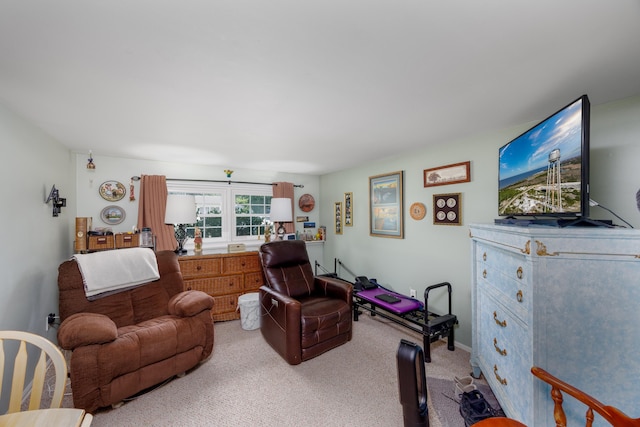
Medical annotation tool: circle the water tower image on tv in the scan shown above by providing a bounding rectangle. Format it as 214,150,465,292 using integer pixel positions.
498,97,586,216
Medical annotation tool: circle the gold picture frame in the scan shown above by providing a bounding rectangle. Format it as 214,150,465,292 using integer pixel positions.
344,192,353,226
334,202,343,235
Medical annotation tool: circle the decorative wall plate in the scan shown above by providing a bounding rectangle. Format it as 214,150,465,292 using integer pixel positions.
99,180,126,202
298,194,315,212
409,202,426,220
101,205,126,225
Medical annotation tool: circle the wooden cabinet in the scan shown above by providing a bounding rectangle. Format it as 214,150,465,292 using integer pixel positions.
178,251,264,321
470,224,640,426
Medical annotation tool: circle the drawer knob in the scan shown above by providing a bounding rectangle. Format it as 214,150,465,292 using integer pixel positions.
493,338,507,356
493,365,508,385
493,311,507,327
516,290,523,303
482,269,487,279
516,266,523,279
483,252,487,261
197,265,202,271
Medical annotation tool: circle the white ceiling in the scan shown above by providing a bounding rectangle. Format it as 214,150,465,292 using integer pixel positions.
1,1,639,175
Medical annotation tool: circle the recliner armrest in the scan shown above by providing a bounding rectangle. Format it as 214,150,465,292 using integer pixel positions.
314,276,353,302
57,313,117,350
168,290,214,317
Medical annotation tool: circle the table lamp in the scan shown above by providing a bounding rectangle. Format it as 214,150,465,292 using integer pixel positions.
165,194,197,253
270,198,293,240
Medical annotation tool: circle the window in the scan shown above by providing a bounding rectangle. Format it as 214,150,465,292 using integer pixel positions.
167,181,272,249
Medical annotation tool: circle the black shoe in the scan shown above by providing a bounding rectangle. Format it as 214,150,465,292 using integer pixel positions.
458,389,496,426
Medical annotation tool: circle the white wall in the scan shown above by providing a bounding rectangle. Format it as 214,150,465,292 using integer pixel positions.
74,154,322,241
0,103,73,341
320,95,640,348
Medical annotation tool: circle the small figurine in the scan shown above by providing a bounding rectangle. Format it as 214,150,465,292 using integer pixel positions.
194,227,203,254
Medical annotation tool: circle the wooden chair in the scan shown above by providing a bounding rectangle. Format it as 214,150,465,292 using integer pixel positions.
0,330,67,414
531,366,640,427
475,366,640,427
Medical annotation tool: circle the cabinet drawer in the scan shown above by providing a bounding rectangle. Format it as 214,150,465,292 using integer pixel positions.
179,258,222,278
115,233,139,248
477,270,530,316
478,291,531,422
88,235,115,251
244,271,265,291
477,243,530,284
184,275,242,295
222,253,260,273
211,293,240,316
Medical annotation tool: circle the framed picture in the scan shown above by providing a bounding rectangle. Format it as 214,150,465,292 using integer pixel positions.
433,193,462,226
369,171,404,238
99,180,126,202
423,161,471,187
334,202,343,235
344,192,353,226
100,205,126,225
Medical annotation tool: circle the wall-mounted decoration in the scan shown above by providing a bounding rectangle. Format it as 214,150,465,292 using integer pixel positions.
433,193,462,226
424,161,471,187
99,180,126,202
101,205,126,225
298,194,315,212
296,216,309,222
344,192,353,226
369,171,404,238
409,202,426,221
334,202,343,234
86,150,95,169
45,185,66,217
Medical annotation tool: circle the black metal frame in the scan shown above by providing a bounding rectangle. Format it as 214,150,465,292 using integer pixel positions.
353,282,457,363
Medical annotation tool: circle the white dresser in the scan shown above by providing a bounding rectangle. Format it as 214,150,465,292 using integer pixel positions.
470,224,640,426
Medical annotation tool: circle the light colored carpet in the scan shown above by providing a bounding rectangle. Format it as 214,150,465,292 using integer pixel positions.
73,314,487,426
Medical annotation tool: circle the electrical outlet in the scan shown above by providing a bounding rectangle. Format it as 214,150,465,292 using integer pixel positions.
46,313,59,331
410,289,417,298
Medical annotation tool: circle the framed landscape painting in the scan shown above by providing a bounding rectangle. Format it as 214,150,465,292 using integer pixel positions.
369,171,404,238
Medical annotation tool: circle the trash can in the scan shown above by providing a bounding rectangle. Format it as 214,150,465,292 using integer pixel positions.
237,292,260,330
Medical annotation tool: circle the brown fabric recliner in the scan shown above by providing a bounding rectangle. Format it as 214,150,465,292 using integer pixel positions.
259,240,352,365
57,250,214,413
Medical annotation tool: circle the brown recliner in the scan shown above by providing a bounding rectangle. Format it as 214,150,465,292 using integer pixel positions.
57,250,214,413
258,240,352,365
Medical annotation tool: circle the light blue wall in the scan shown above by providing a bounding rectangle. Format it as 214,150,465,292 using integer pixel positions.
0,103,74,341
320,95,640,348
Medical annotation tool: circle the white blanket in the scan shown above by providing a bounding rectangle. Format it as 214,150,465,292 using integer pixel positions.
73,247,160,300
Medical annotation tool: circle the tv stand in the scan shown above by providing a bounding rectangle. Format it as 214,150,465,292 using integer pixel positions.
494,217,613,228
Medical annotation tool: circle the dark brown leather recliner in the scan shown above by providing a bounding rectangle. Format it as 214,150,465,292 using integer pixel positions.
259,240,352,365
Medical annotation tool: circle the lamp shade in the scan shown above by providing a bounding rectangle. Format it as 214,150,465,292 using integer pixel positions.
270,198,293,222
165,194,197,225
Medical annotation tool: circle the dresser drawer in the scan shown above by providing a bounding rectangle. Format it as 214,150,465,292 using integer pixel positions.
211,293,240,316
477,243,530,284
179,258,222,278
184,275,242,295
478,290,531,422
222,253,260,273
477,270,530,318
244,271,265,291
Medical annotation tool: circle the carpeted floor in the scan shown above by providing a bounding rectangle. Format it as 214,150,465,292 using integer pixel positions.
53,314,499,426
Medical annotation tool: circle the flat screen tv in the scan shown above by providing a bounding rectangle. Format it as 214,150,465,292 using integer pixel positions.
498,94,590,220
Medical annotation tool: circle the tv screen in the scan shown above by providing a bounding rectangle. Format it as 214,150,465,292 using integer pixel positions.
498,95,590,218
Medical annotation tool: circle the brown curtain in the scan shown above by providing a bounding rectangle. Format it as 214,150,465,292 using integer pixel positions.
137,175,177,251
272,182,295,234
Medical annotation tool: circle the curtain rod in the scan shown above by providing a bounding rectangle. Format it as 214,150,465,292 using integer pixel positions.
130,176,304,188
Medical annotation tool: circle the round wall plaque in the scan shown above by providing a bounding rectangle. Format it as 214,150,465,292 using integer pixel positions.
409,202,426,220
298,194,315,212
